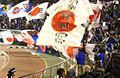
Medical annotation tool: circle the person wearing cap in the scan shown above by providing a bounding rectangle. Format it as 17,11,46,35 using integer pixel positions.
56,68,75,78
7,67,16,78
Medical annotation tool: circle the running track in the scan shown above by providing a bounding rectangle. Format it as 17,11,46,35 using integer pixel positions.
0,45,46,78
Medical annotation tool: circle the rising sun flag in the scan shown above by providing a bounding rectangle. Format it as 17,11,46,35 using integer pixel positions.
0,30,13,44
36,0,93,47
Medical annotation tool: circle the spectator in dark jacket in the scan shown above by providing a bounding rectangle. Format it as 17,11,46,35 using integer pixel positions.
56,68,76,78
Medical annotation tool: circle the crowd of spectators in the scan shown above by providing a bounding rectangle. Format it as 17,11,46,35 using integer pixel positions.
0,16,44,30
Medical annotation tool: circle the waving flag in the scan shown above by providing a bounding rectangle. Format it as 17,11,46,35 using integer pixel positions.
20,30,35,47
87,0,102,40
13,30,35,47
26,2,49,21
89,0,103,23
36,0,94,46
0,30,13,44
7,0,29,20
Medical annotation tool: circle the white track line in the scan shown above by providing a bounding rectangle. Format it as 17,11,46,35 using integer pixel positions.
0,51,10,71
0,56,5,71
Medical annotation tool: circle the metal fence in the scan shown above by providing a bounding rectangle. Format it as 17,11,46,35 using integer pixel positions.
18,59,76,78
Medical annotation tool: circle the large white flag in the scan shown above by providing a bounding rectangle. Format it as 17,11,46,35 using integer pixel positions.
26,2,49,21
0,30,13,44
7,0,29,20
36,0,93,46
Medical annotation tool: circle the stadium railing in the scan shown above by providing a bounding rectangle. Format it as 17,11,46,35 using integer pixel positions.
18,59,76,78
